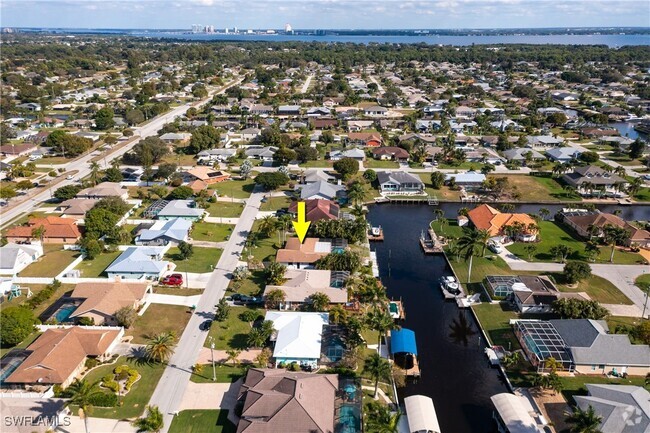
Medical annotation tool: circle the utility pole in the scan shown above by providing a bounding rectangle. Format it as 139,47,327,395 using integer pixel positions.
208,336,216,382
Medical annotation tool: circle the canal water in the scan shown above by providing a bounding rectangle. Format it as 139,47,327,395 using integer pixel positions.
368,203,508,433
367,202,650,432
608,122,649,141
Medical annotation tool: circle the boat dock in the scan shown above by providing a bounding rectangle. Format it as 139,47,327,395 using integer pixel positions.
419,228,445,254
376,195,439,205
388,298,406,321
369,251,380,278
368,226,384,241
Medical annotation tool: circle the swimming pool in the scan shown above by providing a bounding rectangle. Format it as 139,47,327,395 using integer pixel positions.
337,404,360,433
54,304,78,323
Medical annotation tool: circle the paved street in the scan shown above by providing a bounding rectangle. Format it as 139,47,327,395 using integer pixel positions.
147,187,265,432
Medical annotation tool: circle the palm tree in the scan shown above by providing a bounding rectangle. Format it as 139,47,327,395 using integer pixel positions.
347,182,366,205
501,352,522,369
308,291,331,312
565,405,603,433
366,404,401,433
132,405,164,432
602,224,629,263
145,332,176,363
258,215,279,237
350,204,367,219
89,161,101,186
225,349,241,366
65,379,103,433
457,228,488,283
328,304,348,325
538,207,550,221
31,224,46,243
627,177,643,196
362,353,392,399
365,307,396,347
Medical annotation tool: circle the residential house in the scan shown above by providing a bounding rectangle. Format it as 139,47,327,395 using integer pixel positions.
307,107,332,117
575,385,649,433
277,105,301,116
265,311,330,367
277,238,346,269
467,204,538,241
444,171,486,191
241,128,262,141
135,218,192,246
559,210,650,249
527,135,564,148
310,118,338,129
484,275,560,313
0,242,43,275
76,182,128,200
329,148,366,162
184,167,230,185
197,148,237,163
236,368,338,433
154,200,205,221
364,106,388,117
514,319,650,375
372,146,409,162
246,104,274,115
302,169,334,184
502,148,546,163
245,145,277,161
16,102,41,112
56,198,99,219
121,167,143,182
376,171,424,194
347,132,382,147
546,147,581,163
3,327,123,388
159,132,191,144
562,165,628,197
0,143,37,156
263,269,348,309
5,217,81,244
288,199,339,222
346,120,374,132
298,180,345,201
105,246,170,280
69,281,151,325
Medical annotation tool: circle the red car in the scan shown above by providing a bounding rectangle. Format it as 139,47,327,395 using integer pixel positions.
161,274,183,286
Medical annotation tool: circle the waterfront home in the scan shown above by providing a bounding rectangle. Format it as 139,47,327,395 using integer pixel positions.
574,385,649,433
76,182,129,200
184,167,230,185
302,169,334,184
134,218,192,246
545,147,580,163
236,368,338,433
562,165,628,197
0,242,43,275
276,238,346,269
153,200,205,221
467,204,538,241
444,171,486,190
491,393,545,433
377,171,425,194
298,180,345,201
265,311,329,368
559,209,650,249
288,199,339,221
484,275,561,313
514,319,650,375
527,135,564,148
502,148,545,163
263,269,348,309
105,246,170,280
372,146,409,162
5,217,81,244
69,281,151,325
3,327,123,389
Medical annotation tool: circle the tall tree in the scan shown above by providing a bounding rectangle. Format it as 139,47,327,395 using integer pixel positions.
145,332,176,363
65,379,104,433
565,405,603,433
457,228,487,283
362,353,392,399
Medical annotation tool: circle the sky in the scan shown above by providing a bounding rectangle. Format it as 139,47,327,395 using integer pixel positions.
1,0,649,30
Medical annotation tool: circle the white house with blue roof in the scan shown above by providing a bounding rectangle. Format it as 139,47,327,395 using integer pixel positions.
106,246,170,280
135,218,192,246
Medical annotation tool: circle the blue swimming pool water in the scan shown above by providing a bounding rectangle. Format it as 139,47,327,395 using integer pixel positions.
0,358,24,382
55,305,77,323
338,405,360,433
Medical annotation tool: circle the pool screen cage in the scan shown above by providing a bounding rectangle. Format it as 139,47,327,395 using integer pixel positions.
514,321,574,372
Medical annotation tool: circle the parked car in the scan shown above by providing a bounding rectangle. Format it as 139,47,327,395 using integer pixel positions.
232,294,263,305
66,175,74,180
487,241,503,254
161,273,183,286
200,319,213,331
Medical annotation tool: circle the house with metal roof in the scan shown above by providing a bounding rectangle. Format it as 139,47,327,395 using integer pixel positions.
0,242,43,275
156,200,205,221
298,180,345,201
106,246,170,280
135,218,192,246
444,171,486,190
265,311,329,368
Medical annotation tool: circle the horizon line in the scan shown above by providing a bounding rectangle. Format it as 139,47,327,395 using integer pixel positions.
3,25,650,31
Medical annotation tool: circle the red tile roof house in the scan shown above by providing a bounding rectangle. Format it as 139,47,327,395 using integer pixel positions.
372,146,410,162
235,368,339,433
467,204,538,242
561,211,650,249
288,199,340,221
184,167,230,185
3,326,123,389
347,132,382,147
5,217,81,244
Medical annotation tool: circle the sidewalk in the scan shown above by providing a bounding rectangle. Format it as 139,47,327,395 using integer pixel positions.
203,216,239,224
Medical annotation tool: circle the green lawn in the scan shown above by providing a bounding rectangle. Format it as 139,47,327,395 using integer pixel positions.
205,201,244,218
560,375,647,406
227,270,266,297
636,274,650,290
507,221,644,265
416,174,462,201
166,247,222,273
210,177,255,199
128,304,192,344
18,245,80,277
298,160,333,168
190,365,246,383
548,273,633,305
205,306,264,350
472,302,522,350
260,195,294,212
0,331,41,357
80,357,166,419
447,253,513,294
245,221,283,263
190,222,234,242
634,187,650,202
364,159,399,169
154,287,203,296
169,410,236,433
528,175,581,201
74,251,121,277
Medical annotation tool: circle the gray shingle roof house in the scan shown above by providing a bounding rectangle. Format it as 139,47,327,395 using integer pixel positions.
562,165,627,189
135,218,192,246
503,148,545,161
106,246,170,280
545,147,581,162
245,146,277,160
575,384,649,433
299,180,345,201
377,171,425,193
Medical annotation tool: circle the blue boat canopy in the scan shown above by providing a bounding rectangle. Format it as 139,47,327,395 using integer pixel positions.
390,328,417,356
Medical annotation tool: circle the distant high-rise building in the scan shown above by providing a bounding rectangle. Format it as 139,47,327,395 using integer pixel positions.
284,23,293,33
234,27,238,34
247,29,253,34
205,25,214,33
191,24,203,33
225,28,229,34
